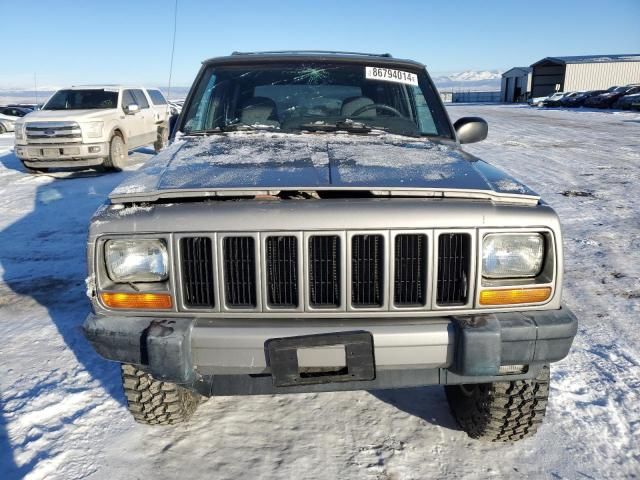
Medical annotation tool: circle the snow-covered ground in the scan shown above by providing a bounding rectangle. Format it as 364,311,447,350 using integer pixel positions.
0,105,638,479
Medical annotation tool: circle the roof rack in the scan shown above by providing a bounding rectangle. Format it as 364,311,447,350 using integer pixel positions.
231,50,393,58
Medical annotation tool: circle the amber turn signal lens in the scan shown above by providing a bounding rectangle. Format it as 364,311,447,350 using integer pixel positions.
479,287,551,306
100,292,173,310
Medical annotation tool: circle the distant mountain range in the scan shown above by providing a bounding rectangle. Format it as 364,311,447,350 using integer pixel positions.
0,86,191,104
1,71,503,103
431,70,502,91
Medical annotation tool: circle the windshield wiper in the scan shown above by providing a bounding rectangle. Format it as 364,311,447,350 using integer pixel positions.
300,120,380,134
183,123,278,136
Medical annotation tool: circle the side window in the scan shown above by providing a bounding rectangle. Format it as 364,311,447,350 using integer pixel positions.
131,89,150,109
122,90,136,111
410,85,437,135
147,89,167,105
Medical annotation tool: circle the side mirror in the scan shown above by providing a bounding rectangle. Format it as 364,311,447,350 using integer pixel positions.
454,117,488,144
124,104,140,115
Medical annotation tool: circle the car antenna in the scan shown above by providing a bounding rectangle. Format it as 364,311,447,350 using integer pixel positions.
166,0,178,105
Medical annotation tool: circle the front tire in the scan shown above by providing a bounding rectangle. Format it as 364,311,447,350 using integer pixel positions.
445,365,550,442
121,364,202,426
104,134,127,170
154,126,169,153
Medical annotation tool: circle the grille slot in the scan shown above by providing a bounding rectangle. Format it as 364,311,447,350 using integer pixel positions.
308,235,341,308
394,234,427,306
266,236,299,308
437,233,471,305
351,235,384,307
180,237,215,308
223,236,257,308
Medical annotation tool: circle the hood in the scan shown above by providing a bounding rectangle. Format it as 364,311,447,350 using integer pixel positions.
23,109,114,122
109,132,539,205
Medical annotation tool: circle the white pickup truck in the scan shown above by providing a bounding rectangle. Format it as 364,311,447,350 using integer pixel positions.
14,85,170,172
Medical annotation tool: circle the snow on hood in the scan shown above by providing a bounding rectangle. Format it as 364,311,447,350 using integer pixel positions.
23,109,114,121
109,132,539,204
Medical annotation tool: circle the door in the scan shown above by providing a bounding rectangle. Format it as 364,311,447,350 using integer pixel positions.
121,89,144,147
131,89,156,145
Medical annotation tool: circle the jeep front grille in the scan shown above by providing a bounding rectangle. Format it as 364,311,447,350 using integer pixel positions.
308,235,341,308
223,236,257,308
265,236,298,308
177,230,474,313
394,234,427,306
180,237,215,308
351,234,384,307
436,233,471,305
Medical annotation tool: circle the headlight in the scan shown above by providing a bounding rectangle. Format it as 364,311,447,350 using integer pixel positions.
482,233,544,279
14,122,25,140
105,239,168,283
81,121,103,138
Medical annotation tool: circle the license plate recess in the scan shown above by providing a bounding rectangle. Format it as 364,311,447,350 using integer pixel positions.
267,331,375,387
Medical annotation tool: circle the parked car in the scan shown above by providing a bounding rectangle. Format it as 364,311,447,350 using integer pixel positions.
13,85,171,173
0,112,16,133
559,90,605,108
584,85,640,108
83,50,577,442
529,91,567,107
541,91,580,107
612,92,640,110
0,106,33,117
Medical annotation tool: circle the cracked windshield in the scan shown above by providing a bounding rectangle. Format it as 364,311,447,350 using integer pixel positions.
182,63,446,137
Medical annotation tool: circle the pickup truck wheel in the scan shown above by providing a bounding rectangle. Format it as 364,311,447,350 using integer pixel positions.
154,127,169,153
121,364,202,426
104,134,127,170
445,365,550,442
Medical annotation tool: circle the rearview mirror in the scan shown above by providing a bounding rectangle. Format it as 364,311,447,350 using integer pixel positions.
124,104,140,115
454,117,488,144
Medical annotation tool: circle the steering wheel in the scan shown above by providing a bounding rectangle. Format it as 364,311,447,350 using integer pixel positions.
351,103,404,118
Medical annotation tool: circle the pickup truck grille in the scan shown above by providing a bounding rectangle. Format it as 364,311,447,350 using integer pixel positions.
25,122,82,144
177,231,473,313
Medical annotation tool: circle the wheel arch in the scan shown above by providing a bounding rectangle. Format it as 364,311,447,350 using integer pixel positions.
109,126,127,144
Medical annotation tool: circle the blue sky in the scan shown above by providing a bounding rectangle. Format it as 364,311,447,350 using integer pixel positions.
1,0,639,89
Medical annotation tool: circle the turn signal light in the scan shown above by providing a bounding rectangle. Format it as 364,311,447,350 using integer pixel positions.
479,287,551,306
100,292,173,310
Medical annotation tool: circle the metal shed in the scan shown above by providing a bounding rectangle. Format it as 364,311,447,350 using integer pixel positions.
530,54,640,97
501,67,532,102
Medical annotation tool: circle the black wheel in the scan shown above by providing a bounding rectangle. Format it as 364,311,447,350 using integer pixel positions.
104,134,127,170
121,364,202,426
154,126,169,153
445,365,550,442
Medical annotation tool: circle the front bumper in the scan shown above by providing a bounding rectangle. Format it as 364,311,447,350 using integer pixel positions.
83,308,577,396
15,141,108,168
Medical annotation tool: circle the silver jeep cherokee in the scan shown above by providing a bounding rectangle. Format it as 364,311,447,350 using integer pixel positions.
84,51,577,441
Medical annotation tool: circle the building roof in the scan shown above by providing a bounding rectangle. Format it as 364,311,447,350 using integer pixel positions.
532,54,640,66
502,67,531,77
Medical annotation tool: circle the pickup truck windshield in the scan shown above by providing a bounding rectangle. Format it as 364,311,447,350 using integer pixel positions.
181,62,452,138
43,89,118,110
